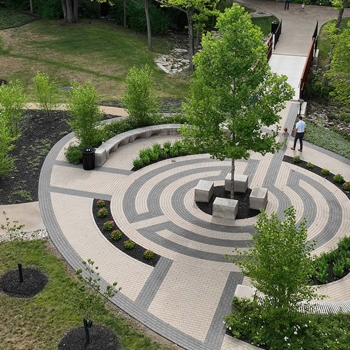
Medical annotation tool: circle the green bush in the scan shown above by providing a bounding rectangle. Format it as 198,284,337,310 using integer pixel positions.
149,150,159,161
67,81,103,148
133,158,143,170
334,174,345,183
140,154,150,164
163,141,172,150
111,229,122,241
321,168,330,175
121,65,160,128
96,199,105,208
123,240,135,249
103,220,115,231
64,145,82,164
143,249,154,259
316,0,330,6
333,261,345,278
97,207,108,218
292,156,301,163
306,162,314,169
343,181,350,191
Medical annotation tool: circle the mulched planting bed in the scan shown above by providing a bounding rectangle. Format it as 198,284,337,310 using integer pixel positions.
93,200,160,267
0,267,48,298
196,186,260,220
283,155,350,200
58,324,121,350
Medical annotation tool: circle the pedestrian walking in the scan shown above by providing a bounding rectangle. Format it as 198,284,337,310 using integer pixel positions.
284,0,290,10
301,2,305,10
282,127,289,142
291,115,306,152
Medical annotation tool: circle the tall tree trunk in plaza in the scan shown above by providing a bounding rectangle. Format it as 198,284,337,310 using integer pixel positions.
145,0,153,51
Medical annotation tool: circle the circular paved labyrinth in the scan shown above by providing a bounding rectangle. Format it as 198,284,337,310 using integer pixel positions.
111,153,350,266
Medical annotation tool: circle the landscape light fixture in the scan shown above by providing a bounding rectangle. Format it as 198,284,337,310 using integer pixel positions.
298,99,304,115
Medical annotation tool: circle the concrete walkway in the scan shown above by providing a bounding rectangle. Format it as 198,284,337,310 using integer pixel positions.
2,2,350,350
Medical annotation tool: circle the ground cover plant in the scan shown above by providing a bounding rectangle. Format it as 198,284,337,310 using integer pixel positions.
0,8,38,29
0,239,175,350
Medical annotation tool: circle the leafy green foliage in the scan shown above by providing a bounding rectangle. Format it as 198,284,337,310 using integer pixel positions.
0,80,26,138
121,65,160,128
103,220,115,230
143,249,154,259
306,162,314,169
343,181,350,191
334,173,345,183
64,144,82,164
124,240,136,249
226,207,322,348
0,122,15,176
76,258,121,321
33,71,60,117
67,81,103,147
180,4,293,198
97,207,108,218
304,120,350,160
321,168,330,175
111,229,122,241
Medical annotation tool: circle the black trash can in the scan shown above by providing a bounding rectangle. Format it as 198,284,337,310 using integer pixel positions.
82,146,95,170
271,21,279,34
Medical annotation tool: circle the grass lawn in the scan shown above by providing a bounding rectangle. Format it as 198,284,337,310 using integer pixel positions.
0,239,173,350
0,18,190,100
0,9,36,30
251,16,279,36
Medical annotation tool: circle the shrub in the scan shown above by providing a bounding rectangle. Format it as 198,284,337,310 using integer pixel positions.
64,145,82,164
33,71,59,117
133,158,144,170
163,141,172,150
306,162,314,169
334,174,345,183
333,261,345,278
152,143,162,153
124,240,135,249
143,249,154,259
67,81,103,148
140,154,150,165
343,182,350,191
149,150,159,161
103,221,115,231
97,208,108,218
169,147,179,157
96,199,106,208
111,230,122,241
121,65,160,128
321,168,330,175
292,156,301,163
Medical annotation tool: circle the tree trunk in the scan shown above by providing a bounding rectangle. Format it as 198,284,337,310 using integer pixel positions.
336,7,344,29
62,0,78,23
145,0,153,51
187,7,195,72
230,158,235,199
29,0,33,13
124,0,127,27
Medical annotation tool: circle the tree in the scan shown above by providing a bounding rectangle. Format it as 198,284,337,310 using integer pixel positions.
76,259,121,345
145,0,153,51
157,0,219,72
225,207,324,348
180,4,293,198
121,64,160,127
322,0,348,87
67,81,103,147
326,22,350,105
33,71,60,118
0,80,26,139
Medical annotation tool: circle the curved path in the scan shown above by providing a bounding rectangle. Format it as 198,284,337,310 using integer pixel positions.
39,100,350,350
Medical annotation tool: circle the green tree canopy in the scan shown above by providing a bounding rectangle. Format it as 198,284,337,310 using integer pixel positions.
180,4,293,197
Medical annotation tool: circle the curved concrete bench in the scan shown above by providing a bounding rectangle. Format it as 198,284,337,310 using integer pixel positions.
95,124,181,167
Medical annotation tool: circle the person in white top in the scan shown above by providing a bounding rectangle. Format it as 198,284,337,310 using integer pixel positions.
291,115,306,152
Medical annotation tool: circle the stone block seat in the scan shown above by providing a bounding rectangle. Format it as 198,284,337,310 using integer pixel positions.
94,124,181,167
225,173,249,193
212,197,238,220
195,180,214,203
249,187,268,210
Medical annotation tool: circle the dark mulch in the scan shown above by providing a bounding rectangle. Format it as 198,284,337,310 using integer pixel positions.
0,267,48,298
93,200,160,267
0,110,72,205
283,155,350,200
196,186,260,220
58,324,120,350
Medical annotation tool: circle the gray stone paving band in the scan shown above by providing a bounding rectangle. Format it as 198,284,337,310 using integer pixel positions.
135,257,173,310
204,272,244,350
